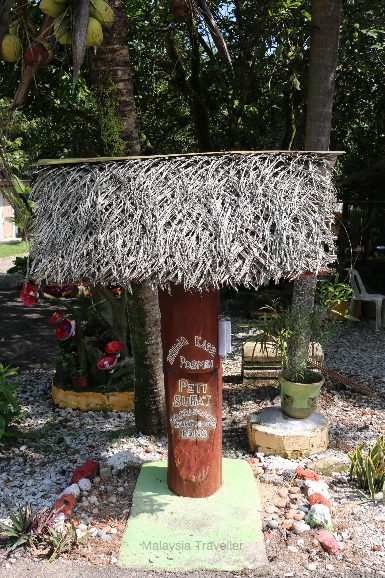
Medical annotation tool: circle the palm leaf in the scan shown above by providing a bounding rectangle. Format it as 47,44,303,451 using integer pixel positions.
72,0,90,90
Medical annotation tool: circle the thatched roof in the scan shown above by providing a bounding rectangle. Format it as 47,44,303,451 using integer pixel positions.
29,151,340,289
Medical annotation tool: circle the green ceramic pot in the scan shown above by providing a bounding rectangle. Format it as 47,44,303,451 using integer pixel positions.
279,371,324,419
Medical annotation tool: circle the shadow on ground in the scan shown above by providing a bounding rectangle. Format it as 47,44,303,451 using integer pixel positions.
0,289,58,370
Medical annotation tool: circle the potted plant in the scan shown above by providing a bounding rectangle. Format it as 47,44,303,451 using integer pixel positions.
55,353,73,386
316,272,353,321
254,300,329,419
70,366,88,389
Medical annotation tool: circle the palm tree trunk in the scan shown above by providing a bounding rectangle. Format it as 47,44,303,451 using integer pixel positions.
91,0,140,154
289,0,343,373
91,0,166,435
305,0,343,150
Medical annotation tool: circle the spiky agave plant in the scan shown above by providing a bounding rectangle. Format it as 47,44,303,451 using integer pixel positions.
0,502,78,559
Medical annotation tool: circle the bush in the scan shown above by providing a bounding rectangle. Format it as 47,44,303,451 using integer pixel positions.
0,363,25,445
0,503,78,559
349,436,385,501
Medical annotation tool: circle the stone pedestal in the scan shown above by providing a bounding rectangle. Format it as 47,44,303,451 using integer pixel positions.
247,407,328,458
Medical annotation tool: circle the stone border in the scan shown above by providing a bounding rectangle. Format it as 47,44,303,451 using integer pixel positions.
51,384,134,412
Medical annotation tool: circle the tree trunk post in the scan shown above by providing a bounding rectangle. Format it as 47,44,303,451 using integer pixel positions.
158,284,222,498
289,0,343,371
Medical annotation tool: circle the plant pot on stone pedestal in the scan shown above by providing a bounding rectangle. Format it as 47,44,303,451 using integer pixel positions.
279,370,324,419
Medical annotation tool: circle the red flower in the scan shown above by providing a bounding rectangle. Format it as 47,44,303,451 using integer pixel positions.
97,355,117,371
104,340,124,354
20,283,39,306
55,319,75,341
48,311,66,323
110,287,121,298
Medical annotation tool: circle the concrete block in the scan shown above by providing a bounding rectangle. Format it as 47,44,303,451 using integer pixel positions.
247,407,328,458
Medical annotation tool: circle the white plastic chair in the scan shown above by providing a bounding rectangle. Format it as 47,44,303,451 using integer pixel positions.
349,268,385,331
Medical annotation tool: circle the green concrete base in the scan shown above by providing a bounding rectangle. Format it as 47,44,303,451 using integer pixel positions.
118,458,269,573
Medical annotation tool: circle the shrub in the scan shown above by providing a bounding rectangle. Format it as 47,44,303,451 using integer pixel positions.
0,363,25,445
349,436,385,501
0,503,78,559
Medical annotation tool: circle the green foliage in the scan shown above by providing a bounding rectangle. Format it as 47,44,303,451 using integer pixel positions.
247,298,329,383
93,79,126,156
316,273,352,309
0,503,78,559
0,363,25,445
6,254,30,275
349,436,385,502
55,352,75,371
0,99,37,174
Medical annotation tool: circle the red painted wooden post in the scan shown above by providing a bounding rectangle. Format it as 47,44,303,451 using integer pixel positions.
158,284,222,498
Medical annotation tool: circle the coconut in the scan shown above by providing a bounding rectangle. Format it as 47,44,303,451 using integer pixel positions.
54,18,72,45
1,34,22,63
86,17,103,47
23,41,52,67
8,23,19,36
89,0,114,25
39,0,67,18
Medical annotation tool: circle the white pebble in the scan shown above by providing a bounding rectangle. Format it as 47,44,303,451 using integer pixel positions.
61,483,80,498
78,478,92,491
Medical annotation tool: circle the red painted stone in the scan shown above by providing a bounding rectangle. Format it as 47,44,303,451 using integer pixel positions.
309,492,331,508
53,494,76,517
296,467,320,481
246,458,260,466
70,460,100,484
158,284,222,498
317,529,340,554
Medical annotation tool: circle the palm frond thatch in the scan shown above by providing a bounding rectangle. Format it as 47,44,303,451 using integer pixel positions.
29,152,338,289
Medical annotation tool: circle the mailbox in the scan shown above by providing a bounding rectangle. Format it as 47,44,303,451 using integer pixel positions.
218,320,231,356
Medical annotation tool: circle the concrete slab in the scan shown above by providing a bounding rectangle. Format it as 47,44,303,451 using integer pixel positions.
118,458,269,573
247,406,329,458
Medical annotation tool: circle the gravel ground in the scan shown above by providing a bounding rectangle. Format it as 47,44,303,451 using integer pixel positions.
0,311,385,577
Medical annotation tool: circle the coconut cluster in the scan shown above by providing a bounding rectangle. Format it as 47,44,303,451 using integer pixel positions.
0,0,114,65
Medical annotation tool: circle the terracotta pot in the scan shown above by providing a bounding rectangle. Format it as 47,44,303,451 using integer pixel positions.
328,301,351,321
71,375,88,389
279,371,324,419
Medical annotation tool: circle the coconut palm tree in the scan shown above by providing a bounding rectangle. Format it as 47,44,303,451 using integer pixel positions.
288,0,343,377
87,0,167,436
